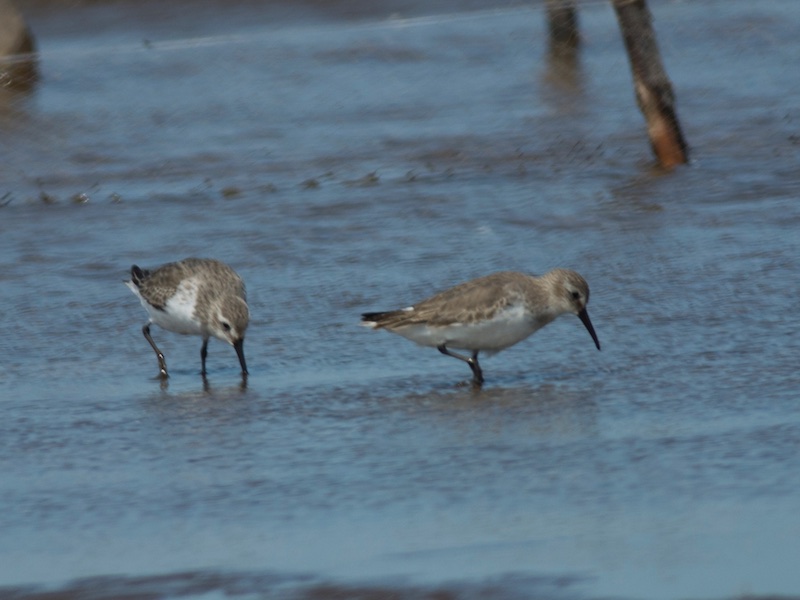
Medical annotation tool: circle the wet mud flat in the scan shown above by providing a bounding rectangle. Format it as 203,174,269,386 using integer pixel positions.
2,0,800,599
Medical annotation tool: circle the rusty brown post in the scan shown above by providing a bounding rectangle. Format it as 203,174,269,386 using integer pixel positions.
612,0,688,167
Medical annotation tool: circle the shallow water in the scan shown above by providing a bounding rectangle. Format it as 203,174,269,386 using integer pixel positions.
2,0,800,598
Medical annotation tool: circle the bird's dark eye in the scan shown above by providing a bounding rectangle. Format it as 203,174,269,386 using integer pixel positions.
571,291,581,300
221,322,231,332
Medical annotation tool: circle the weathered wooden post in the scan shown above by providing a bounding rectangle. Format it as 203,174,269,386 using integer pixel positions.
544,0,688,167
0,0,38,91
612,0,689,167
546,0,580,60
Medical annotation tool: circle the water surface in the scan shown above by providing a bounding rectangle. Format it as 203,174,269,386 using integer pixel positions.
2,1,800,598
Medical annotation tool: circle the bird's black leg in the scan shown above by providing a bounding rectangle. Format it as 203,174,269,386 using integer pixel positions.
469,350,483,386
437,345,484,386
143,323,168,378
200,338,209,376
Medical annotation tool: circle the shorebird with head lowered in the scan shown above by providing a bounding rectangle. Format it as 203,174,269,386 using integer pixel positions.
362,269,600,386
125,258,249,379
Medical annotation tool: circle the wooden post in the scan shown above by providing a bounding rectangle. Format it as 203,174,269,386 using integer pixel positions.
544,0,581,90
612,0,688,167
0,0,38,91
546,0,580,59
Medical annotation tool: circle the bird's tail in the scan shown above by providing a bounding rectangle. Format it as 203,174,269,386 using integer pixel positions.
361,310,404,329
129,265,150,287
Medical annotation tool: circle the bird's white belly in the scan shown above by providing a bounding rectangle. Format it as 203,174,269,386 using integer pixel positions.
396,304,542,353
131,280,205,336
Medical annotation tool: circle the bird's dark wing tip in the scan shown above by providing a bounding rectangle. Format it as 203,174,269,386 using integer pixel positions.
130,265,149,286
361,311,385,322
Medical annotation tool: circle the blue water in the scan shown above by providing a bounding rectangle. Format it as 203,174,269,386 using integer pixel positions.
2,1,800,598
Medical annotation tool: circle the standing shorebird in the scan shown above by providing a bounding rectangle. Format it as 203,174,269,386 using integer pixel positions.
362,269,600,386
125,258,249,378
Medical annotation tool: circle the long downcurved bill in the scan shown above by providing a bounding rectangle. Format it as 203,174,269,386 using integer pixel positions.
234,339,248,374
578,309,601,351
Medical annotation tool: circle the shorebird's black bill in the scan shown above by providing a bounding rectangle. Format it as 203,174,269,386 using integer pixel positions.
577,308,601,351
234,339,248,374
